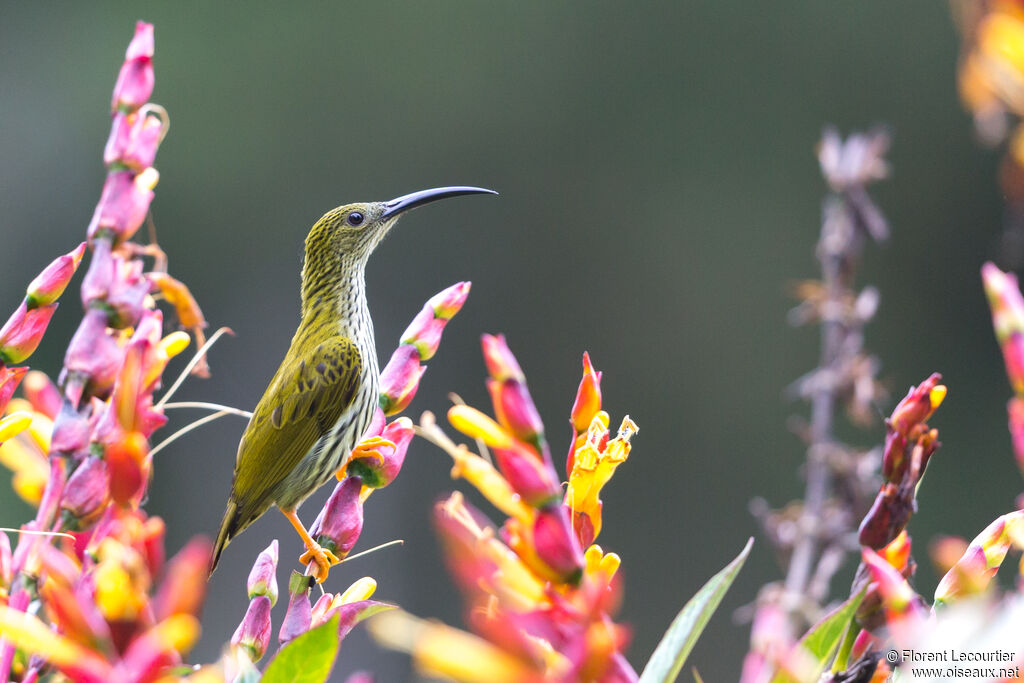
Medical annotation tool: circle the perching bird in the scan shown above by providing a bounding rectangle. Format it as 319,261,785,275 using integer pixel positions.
210,187,496,582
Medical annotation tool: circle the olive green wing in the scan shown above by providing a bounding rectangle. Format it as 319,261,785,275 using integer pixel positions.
232,336,363,511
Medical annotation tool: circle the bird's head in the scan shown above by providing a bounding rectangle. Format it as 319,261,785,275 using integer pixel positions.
304,186,497,268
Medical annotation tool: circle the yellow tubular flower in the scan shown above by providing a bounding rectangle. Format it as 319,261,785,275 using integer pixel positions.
340,576,377,604
566,416,637,543
448,405,515,449
369,611,541,683
448,445,534,524
0,411,33,443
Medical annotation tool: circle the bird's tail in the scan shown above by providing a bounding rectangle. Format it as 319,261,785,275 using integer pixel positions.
209,500,240,578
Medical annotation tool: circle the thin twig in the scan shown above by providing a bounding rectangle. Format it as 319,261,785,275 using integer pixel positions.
161,401,253,419
149,410,230,458
157,326,233,408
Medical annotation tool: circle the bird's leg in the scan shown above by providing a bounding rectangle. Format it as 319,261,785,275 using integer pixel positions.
335,435,396,480
280,507,339,584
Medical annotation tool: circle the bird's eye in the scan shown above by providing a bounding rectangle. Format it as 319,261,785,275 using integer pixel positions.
346,211,365,227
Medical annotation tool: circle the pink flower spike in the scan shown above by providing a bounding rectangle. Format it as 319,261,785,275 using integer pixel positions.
26,243,86,309
311,475,364,559
111,22,154,112
571,352,603,433
232,595,273,662
0,302,57,364
481,334,525,383
279,571,314,644
0,366,28,415
247,540,280,605
379,344,426,416
347,417,414,488
533,505,585,584
427,281,471,319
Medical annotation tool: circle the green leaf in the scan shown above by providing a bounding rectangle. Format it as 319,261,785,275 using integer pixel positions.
262,616,340,683
638,537,754,683
769,588,866,683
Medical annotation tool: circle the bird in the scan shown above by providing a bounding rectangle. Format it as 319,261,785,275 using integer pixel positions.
209,186,496,582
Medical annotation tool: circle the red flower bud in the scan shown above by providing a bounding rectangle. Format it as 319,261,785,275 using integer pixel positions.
889,373,944,436
111,22,155,112
532,505,584,584
0,302,57,364
347,418,414,488
488,378,544,444
379,345,425,415
232,595,273,662
247,540,280,605
105,431,149,506
493,444,561,508
26,243,86,309
312,476,364,558
481,334,525,383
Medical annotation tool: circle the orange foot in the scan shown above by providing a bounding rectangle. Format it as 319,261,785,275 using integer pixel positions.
299,542,341,584
335,436,396,480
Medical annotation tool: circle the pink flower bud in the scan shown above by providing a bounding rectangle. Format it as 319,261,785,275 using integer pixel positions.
861,548,927,644
347,418,414,488
104,111,163,170
247,540,279,605
279,571,314,644
50,402,92,455
330,599,393,643
532,505,584,584
400,308,445,361
20,371,61,419
311,476,363,558
111,22,154,112
26,243,86,309
0,366,27,415
0,302,56,364
379,344,425,415
570,352,602,433
87,170,156,243
310,592,336,626
232,595,273,662
488,378,544,444
427,281,471,319
481,334,524,383
64,309,126,397
493,444,560,508
61,456,110,523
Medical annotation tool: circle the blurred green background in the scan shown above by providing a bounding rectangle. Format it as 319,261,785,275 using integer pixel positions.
0,2,1018,681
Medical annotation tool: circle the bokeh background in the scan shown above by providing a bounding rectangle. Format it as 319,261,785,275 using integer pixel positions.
0,3,1017,681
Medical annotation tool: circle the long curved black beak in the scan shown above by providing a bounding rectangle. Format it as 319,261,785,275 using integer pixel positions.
381,186,497,219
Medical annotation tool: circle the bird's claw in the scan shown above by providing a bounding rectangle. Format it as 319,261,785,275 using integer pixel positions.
299,542,340,584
